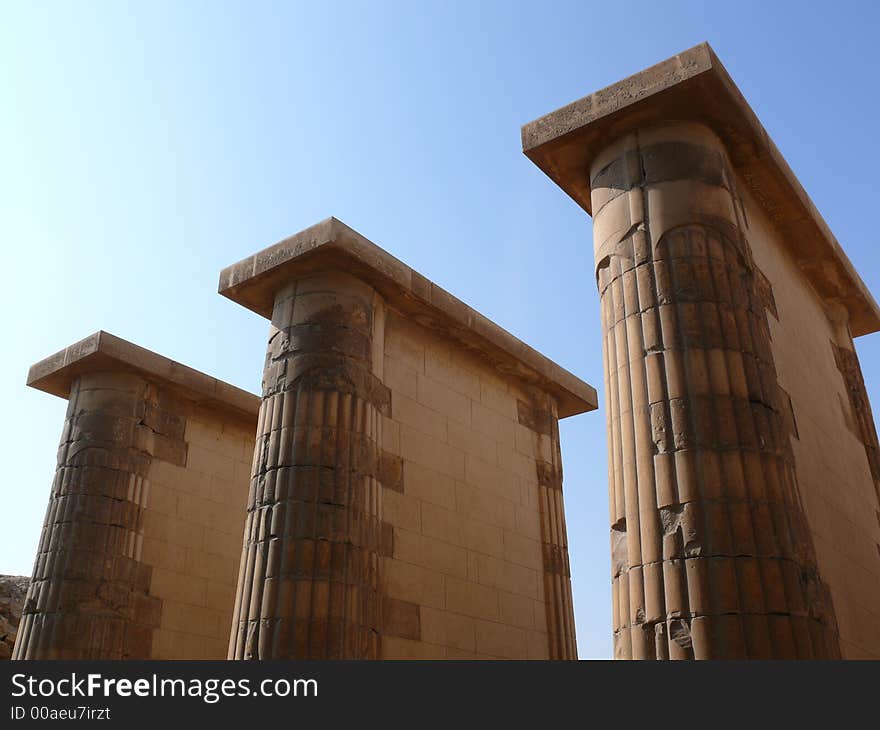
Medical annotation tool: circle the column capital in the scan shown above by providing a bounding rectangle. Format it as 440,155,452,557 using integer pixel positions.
219,216,598,417
27,330,259,422
521,41,880,338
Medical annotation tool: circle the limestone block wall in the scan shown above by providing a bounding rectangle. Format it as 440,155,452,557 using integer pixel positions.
227,273,579,660
378,313,574,659
218,217,596,660
738,186,880,659
142,403,255,659
13,333,258,660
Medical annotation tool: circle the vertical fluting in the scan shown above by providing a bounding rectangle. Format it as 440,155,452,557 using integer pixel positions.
229,272,390,659
828,304,880,505
13,373,160,659
533,395,577,659
592,123,839,659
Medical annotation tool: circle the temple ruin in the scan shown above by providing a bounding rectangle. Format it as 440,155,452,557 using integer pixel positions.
523,42,880,658
10,43,880,660
13,220,595,660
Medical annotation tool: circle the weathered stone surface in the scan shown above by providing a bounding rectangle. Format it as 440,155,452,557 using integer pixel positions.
17,228,595,662
218,217,597,418
16,335,259,660
833,341,880,499
595,130,837,659
15,372,162,659
0,576,28,660
28,331,258,422
523,44,880,659
229,272,388,659
521,42,880,340
223,221,595,660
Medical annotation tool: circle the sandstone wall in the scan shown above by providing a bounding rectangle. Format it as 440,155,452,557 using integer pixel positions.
739,183,880,658
142,401,254,659
225,258,583,661
14,372,255,660
378,312,575,659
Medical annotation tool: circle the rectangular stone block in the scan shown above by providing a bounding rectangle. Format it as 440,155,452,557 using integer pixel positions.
445,576,500,622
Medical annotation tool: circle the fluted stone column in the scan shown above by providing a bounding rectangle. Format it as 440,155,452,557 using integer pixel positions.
526,390,577,659
14,373,160,659
592,123,838,658
229,271,390,659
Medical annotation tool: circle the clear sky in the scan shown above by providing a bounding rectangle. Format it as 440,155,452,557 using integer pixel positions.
1,1,878,660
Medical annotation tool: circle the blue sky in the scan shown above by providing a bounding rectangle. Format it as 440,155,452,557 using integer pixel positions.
1,1,878,659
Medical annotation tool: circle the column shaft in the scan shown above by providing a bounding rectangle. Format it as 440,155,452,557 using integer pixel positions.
535,396,577,659
13,373,160,659
593,123,839,659
229,272,390,659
